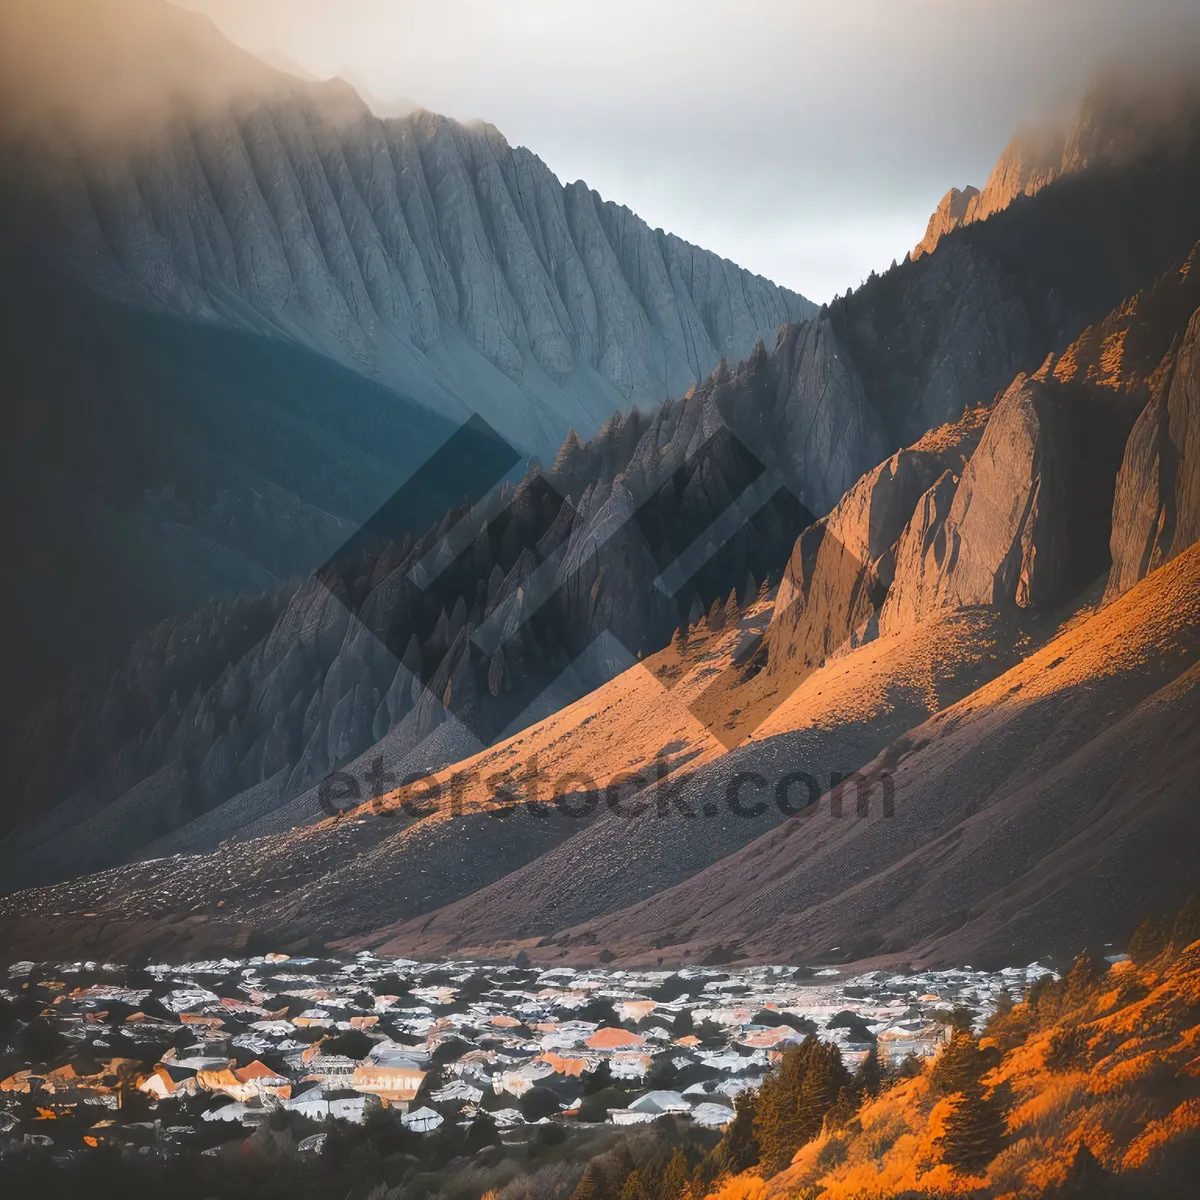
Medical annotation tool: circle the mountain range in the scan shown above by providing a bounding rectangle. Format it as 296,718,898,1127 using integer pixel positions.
1,1,1200,979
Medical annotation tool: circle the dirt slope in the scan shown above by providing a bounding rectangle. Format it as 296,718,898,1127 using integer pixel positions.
527,544,1200,969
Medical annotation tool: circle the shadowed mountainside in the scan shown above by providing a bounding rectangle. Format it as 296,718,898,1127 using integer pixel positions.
2,0,816,464
3,43,1200,971
3,223,1199,968
367,244,1200,967
9,118,1200,890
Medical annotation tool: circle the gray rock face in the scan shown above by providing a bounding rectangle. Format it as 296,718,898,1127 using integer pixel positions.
880,373,1134,631
889,243,1036,436
554,477,674,668
768,426,982,673
38,80,812,458
881,376,1080,627
1106,306,1200,599
767,320,892,515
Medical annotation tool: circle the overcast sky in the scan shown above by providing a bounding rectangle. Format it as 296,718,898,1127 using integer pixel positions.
184,0,1200,303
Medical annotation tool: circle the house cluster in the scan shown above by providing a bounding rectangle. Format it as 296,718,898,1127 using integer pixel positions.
0,953,1054,1156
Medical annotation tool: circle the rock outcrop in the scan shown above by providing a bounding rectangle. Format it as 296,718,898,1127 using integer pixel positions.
912,78,1200,259
767,411,986,673
911,185,980,259
1106,306,1200,599
880,375,1129,630
766,242,1200,670
877,242,1200,629
912,124,1064,259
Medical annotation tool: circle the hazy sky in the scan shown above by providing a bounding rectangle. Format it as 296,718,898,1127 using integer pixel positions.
183,0,1200,303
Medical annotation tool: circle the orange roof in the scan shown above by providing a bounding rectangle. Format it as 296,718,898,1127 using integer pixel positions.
674,1035,701,1047
585,1027,646,1049
234,1061,286,1083
740,1026,799,1048
538,1052,589,1077
619,1000,658,1018
195,1068,241,1092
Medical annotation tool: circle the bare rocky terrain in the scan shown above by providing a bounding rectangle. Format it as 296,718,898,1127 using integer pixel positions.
3,228,1199,972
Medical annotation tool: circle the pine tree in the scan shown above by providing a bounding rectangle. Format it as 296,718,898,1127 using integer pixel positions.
1045,1023,1091,1072
1170,892,1200,950
795,1041,849,1141
618,1169,646,1200
687,595,705,629
753,1036,842,1174
755,1038,807,1172
741,572,758,609
660,1147,690,1200
825,1085,858,1131
855,1046,882,1098
1062,953,1104,1009
449,594,468,640
428,607,451,661
599,1145,636,1200
553,428,587,479
713,1088,759,1176
929,1030,993,1097
572,1165,603,1200
722,588,740,626
595,413,625,477
937,1082,1007,1175
707,597,725,632
486,562,505,606
1129,914,1170,964
1056,1142,1109,1196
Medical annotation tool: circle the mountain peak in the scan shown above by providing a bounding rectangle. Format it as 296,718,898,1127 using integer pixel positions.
912,74,1200,260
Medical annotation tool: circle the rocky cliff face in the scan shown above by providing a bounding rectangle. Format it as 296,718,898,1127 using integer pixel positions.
23,81,811,459
767,411,986,673
880,376,1095,626
911,185,981,259
10,155,1200,886
1106,305,1200,599
771,241,1200,670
